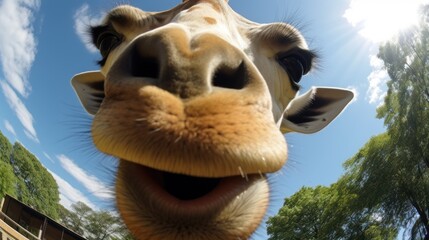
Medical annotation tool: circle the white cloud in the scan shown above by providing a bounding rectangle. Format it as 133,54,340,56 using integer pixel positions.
43,152,54,163
0,0,40,143
49,169,96,210
74,4,104,53
0,0,40,97
1,81,39,143
367,55,390,105
4,120,16,136
57,154,113,201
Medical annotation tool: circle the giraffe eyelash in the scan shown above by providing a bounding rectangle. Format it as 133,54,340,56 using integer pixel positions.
89,25,124,66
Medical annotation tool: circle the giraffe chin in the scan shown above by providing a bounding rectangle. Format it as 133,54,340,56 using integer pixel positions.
116,160,269,240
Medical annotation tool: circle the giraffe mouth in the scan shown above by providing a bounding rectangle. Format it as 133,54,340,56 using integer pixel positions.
154,169,222,201
116,159,270,238
117,160,263,217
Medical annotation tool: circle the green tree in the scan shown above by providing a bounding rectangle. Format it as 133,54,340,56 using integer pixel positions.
60,202,93,236
0,160,17,199
59,201,134,240
343,132,428,239
267,183,396,240
10,142,61,219
0,132,16,199
372,5,429,238
342,134,404,237
113,222,135,240
0,131,13,163
85,210,124,240
335,5,429,238
267,186,340,240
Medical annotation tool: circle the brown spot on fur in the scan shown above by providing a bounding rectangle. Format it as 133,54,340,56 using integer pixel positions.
211,2,222,12
210,3,222,12
204,17,217,25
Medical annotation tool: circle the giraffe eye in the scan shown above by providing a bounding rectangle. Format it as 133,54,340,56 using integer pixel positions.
96,31,122,61
277,51,314,84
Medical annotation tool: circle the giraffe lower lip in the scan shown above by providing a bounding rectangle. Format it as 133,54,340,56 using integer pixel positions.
117,160,270,238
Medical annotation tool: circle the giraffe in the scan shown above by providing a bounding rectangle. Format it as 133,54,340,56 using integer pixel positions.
71,0,354,239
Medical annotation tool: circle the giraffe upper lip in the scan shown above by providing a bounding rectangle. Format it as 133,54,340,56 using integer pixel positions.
93,87,288,178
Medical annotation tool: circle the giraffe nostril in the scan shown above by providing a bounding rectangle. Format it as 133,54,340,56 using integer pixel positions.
212,62,247,90
131,51,160,79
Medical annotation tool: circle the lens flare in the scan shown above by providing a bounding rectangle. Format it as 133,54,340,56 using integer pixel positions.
344,0,427,42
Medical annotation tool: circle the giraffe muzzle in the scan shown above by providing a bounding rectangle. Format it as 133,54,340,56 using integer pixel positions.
107,26,263,100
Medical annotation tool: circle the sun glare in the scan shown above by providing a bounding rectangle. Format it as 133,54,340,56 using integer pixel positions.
344,0,428,42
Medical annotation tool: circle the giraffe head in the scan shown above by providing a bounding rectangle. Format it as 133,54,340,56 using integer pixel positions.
72,0,353,239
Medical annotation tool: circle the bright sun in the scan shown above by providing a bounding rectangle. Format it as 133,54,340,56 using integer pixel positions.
344,0,428,42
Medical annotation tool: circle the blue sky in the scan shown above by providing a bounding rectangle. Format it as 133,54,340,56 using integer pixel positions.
0,0,424,239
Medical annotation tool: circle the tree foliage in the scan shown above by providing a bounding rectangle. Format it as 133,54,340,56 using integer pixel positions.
59,202,134,240
343,132,428,239
352,5,429,238
59,202,93,236
0,160,17,199
0,131,16,199
0,131,61,219
0,131,13,164
10,142,61,219
267,182,397,240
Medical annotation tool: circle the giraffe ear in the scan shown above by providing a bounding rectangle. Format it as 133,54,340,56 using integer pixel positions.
71,71,105,115
280,87,354,134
